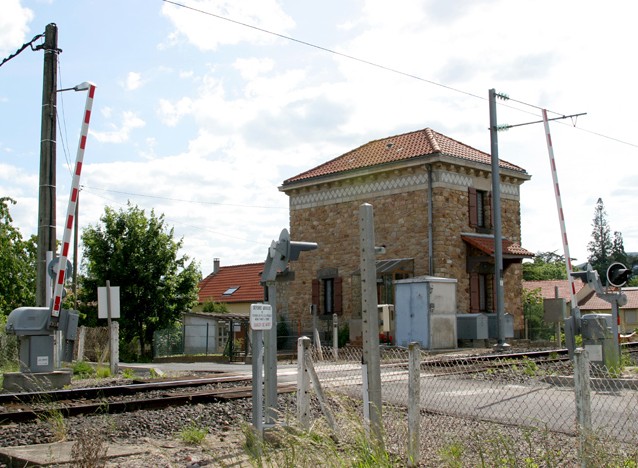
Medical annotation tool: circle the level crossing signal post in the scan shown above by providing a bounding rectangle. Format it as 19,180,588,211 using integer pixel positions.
252,229,317,433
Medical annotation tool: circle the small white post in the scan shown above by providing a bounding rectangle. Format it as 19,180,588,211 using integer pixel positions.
332,313,339,361
408,342,421,467
297,336,311,429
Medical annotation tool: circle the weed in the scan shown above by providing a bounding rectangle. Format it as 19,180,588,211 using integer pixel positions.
71,425,108,468
522,357,538,377
72,361,95,378
96,366,111,378
180,421,208,445
41,408,67,442
121,368,135,379
439,440,464,468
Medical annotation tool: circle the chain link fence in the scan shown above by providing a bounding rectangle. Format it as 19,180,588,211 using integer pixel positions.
299,342,638,466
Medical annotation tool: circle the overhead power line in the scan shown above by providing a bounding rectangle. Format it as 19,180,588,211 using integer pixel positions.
162,0,638,150
0,32,45,68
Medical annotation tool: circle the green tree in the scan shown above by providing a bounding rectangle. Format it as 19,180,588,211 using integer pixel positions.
523,287,554,341
522,251,568,281
0,197,37,316
611,231,627,264
587,198,613,284
80,203,201,359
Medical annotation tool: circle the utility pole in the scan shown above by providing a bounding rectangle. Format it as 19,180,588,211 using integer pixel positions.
36,23,59,307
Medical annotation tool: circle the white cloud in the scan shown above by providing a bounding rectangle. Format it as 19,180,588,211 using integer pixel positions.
232,57,274,80
157,97,193,126
123,72,143,91
91,111,146,143
0,0,33,55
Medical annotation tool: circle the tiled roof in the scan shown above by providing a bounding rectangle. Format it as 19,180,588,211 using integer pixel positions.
523,280,587,303
198,262,264,304
523,281,638,310
461,234,534,258
580,287,638,310
283,127,527,185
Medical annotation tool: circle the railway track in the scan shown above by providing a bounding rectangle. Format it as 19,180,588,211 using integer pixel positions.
0,373,295,424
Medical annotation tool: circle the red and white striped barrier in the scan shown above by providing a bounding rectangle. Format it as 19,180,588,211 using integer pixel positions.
50,82,96,323
542,109,578,316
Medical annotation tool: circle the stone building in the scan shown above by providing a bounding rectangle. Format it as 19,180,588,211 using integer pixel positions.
278,127,534,339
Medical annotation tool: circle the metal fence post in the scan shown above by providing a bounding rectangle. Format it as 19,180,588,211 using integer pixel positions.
408,342,421,467
297,336,311,429
574,347,592,467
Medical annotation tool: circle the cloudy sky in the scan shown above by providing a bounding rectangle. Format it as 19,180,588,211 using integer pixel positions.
1,0,637,275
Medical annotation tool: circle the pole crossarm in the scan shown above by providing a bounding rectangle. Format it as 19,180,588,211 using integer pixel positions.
497,112,587,131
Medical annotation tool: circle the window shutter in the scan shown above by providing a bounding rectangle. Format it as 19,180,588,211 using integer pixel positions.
468,187,478,227
470,273,480,313
487,191,492,229
312,279,320,311
334,277,343,315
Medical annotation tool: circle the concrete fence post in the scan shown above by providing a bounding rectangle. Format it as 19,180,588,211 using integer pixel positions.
408,342,421,467
77,325,86,361
110,321,119,375
574,347,592,467
297,336,311,429
332,313,338,361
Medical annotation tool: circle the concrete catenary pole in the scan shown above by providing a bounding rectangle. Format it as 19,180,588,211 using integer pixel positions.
488,88,508,350
36,23,59,307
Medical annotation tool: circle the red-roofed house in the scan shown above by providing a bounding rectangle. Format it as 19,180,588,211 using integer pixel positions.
196,259,264,313
182,259,264,355
279,127,533,339
523,280,638,334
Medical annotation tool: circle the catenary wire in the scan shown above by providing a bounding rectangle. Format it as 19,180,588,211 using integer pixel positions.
162,0,638,149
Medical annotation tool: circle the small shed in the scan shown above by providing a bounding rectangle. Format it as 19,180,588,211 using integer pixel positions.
182,311,249,356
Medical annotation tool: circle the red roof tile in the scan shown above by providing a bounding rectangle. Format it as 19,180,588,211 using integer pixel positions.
283,127,527,185
580,287,638,310
461,234,534,258
523,280,587,302
198,262,264,304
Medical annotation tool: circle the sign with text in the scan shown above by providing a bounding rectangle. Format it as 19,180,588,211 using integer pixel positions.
250,303,273,330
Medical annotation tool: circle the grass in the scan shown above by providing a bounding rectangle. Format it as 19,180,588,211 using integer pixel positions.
72,361,95,378
179,421,208,445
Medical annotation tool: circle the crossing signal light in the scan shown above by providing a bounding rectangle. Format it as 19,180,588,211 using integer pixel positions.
607,262,632,288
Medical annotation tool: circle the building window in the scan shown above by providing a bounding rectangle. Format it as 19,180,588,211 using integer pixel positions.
312,276,343,315
324,278,334,313
469,187,490,230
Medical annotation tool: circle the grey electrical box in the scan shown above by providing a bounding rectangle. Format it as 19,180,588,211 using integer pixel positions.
6,307,79,373
456,313,489,340
581,313,618,367
485,313,514,339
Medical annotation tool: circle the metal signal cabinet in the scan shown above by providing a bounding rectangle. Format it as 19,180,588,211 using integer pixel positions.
394,276,458,349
